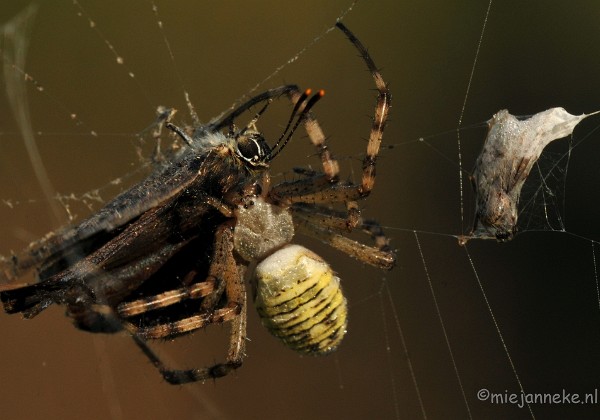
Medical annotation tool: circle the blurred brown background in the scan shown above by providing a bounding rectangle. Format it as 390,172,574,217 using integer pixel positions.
1,1,600,419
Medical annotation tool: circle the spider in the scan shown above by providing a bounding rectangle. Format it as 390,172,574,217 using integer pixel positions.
0,22,394,384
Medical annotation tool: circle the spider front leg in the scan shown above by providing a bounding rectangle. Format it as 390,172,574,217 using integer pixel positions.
288,89,340,182
288,88,361,229
123,225,247,384
335,23,391,199
277,24,390,228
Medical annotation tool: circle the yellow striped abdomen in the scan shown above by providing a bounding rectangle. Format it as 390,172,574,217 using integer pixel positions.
254,244,347,355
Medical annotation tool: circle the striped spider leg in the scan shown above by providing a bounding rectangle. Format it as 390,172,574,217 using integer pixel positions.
120,225,248,384
270,21,394,269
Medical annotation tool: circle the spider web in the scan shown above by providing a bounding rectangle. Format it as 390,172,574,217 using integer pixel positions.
1,1,600,419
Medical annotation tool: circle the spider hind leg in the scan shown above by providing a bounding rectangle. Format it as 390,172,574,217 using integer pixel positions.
122,225,248,383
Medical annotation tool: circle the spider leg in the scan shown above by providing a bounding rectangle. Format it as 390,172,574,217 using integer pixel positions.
335,22,391,199
275,25,390,228
270,175,377,232
270,176,360,205
57,198,234,328
288,90,340,182
293,205,395,270
288,88,361,229
61,240,192,332
131,293,246,384
124,304,240,339
125,225,247,383
120,224,240,336
117,277,218,317
292,202,393,250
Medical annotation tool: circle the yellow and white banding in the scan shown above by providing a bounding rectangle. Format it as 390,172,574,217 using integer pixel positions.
254,244,347,355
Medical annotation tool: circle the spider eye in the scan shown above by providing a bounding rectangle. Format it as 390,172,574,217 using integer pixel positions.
236,133,271,166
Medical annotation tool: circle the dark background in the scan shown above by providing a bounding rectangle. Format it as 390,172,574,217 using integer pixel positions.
1,1,600,419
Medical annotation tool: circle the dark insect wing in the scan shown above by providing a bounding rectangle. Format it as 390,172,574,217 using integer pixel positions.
0,152,232,319
0,85,302,288
0,143,212,286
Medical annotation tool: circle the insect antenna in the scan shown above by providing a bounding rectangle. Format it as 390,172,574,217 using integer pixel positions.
270,88,312,150
211,85,299,132
267,89,325,161
237,99,273,137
